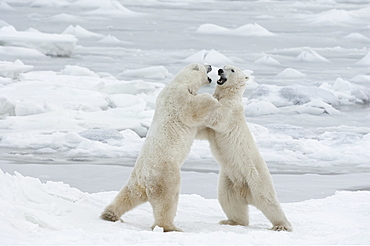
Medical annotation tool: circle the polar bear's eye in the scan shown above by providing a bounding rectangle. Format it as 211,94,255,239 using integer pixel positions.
231,69,235,72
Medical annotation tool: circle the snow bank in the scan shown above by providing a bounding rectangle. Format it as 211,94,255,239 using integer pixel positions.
1,170,369,245
196,23,276,37
184,49,233,66
0,60,33,79
0,26,77,56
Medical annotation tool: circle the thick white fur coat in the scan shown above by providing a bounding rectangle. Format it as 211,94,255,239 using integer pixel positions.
197,65,292,231
101,64,219,232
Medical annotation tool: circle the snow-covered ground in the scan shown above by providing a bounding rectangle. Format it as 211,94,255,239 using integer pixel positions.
1,0,370,244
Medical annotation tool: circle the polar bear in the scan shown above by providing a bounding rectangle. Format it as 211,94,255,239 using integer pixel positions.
101,63,219,232
197,65,292,231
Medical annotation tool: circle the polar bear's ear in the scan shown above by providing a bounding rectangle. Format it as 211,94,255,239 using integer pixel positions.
193,64,200,71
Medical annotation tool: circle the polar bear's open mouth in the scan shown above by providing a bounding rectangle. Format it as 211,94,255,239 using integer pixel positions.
217,69,227,85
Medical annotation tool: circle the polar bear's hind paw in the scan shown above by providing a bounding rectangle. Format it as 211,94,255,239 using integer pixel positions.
270,225,292,232
100,210,121,222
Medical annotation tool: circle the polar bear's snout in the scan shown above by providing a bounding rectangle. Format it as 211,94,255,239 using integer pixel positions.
217,69,227,85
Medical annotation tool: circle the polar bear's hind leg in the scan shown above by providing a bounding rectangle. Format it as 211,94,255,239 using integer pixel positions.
218,172,249,226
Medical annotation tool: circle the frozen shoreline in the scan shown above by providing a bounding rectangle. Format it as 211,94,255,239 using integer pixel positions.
1,160,369,203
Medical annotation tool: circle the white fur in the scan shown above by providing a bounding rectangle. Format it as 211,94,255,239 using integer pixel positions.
197,65,292,231
101,63,219,232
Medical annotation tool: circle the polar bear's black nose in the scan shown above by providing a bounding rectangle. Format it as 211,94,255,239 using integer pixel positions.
218,69,224,75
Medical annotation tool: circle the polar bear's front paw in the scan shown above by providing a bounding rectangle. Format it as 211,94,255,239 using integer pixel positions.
100,210,121,222
219,219,247,226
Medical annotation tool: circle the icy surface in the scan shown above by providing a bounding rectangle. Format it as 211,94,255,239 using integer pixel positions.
0,170,370,245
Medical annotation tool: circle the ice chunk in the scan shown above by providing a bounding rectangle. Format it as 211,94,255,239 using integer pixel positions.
245,99,280,116
0,60,33,79
121,66,170,80
0,97,15,116
0,26,77,56
320,78,370,104
294,99,341,115
14,101,46,116
59,65,98,77
79,129,123,142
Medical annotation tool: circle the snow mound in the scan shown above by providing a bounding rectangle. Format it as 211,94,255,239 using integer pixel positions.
295,49,330,63
121,66,170,80
276,68,306,78
0,25,77,57
0,60,34,79
196,23,276,37
254,55,281,66
356,52,370,66
184,49,233,66
98,35,126,45
1,170,370,245
62,25,103,39
83,0,141,17
344,33,370,42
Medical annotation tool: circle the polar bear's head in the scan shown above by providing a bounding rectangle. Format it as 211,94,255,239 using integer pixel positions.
217,65,249,87
186,63,212,85
173,63,213,95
